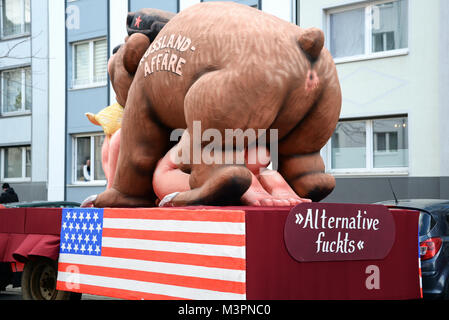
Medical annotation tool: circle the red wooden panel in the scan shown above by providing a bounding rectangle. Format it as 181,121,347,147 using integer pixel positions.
24,208,62,235
0,208,26,233
245,208,421,300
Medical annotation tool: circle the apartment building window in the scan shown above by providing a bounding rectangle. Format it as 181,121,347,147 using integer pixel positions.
328,116,408,173
0,145,31,181
1,67,32,115
72,38,108,89
328,0,408,60
1,0,30,38
201,0,260,9
73,134,106,183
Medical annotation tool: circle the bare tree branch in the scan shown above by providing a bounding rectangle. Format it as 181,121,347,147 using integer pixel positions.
0,31,48,60
0,38,29,59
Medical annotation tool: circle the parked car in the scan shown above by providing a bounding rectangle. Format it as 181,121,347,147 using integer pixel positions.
376,199,449,299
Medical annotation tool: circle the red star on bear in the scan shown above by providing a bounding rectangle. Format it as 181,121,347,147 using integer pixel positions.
134,16,142,28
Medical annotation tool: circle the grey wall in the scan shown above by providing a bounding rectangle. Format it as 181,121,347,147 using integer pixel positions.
324,176,449,204
440,177,449,199
66,185,106,203
7,182,47,202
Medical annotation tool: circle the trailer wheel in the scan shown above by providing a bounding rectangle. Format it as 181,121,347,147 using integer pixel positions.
21,257,81,300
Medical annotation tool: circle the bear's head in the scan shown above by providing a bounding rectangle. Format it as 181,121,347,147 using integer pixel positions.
109,9,176,107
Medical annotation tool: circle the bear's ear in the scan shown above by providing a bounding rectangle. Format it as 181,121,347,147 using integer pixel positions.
123,33,150,75
127,12,135,27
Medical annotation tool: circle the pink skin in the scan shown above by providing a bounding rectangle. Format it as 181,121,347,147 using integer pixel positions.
153,145,191,202
102,129,121,189
241,146,311,206
250,170,312,206
153,144,311,206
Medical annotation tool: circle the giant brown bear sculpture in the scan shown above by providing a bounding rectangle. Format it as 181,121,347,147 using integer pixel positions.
94,2,342,208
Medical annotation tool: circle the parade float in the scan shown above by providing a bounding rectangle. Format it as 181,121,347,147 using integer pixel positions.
0,2,422,300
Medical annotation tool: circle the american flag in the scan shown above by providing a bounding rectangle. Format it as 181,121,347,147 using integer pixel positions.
56,208,246,300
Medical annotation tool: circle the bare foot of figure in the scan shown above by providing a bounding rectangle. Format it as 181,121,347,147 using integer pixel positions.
240,170,311,206
258,169,311,206
241,146,311,206
240,171,278,206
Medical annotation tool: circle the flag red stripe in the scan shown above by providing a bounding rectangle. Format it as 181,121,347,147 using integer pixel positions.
102,228,245,246
101,247,246,270
58,263,245,294
56,281,187,300
103,208,245,223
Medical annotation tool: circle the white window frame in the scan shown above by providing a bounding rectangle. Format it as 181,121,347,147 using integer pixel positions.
325,117,409,176
0,66,32,116
0,0,31,40
326,0,409,64
0,145,31,182
72,133,106,186
71,37,108,90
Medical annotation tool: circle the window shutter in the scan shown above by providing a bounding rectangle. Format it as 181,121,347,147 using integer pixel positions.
94,39,108,83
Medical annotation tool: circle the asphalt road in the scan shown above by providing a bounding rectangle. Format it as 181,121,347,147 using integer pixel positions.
0,285,118,300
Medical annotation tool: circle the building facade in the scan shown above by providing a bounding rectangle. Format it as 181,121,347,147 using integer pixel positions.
0,0,49,201
298,0,449,203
